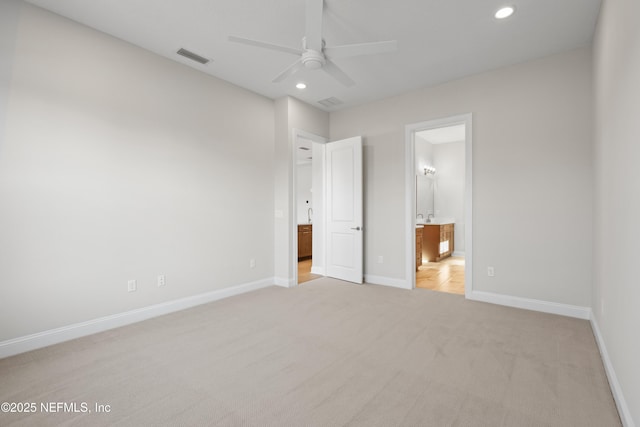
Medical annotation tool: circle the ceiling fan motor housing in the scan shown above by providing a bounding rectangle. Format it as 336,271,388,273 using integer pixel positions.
302,49,326,69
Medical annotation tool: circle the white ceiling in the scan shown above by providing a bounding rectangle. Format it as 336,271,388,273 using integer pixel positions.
24,0,601,112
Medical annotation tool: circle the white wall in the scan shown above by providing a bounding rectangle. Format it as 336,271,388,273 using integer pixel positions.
330,47,593,306
415,134,434,178
0,2,275,342
296,163,312,224
273,97,328,285
433,141,465,253
593,0,640,424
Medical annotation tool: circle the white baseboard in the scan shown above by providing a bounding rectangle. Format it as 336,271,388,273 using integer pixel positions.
365,275,411,290
452,251,465,257
590,314,635,427
466,291,636,424
467,290,591,319
273,276,295,288
311,266,325,275
0,277,275,359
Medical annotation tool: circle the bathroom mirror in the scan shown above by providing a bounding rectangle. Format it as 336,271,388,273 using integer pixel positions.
416,174,435,220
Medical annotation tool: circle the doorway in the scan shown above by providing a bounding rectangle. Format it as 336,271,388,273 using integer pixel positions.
293,131,364,286
294,130,326,285
405,114,472,296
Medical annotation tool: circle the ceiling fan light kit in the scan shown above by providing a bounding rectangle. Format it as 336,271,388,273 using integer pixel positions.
495,6,516,19
228,0,397,87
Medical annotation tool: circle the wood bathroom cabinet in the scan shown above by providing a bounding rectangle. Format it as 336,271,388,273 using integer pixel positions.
421,223,454,262
298,224,312,260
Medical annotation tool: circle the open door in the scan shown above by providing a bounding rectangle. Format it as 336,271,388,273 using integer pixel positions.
326,136,363,284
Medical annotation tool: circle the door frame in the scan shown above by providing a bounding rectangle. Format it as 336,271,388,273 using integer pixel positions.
405,113,473,296
292,129,327,285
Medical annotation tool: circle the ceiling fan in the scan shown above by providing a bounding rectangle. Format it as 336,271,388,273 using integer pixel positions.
228,0,397,87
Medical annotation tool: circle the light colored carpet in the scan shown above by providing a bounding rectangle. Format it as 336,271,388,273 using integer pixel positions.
0,278,621,426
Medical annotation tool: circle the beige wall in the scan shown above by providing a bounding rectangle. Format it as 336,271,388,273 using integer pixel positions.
593,0,640,423
0,0,20,142
330,47,593,306
0,3,275,341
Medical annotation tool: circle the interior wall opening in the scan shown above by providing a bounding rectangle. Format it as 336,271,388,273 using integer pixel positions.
415,124,466,294
293,131,326,285
406,114,472,296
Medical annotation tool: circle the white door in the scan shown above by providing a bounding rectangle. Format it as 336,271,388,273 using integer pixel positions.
326,136,363,284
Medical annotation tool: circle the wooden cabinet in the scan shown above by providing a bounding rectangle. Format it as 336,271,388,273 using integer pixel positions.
422,223,454,262
441,223,454,258
298,224,312,260
416,227,423,270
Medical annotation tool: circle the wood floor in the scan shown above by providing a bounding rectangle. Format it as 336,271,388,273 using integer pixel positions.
416,256,465,295
298,258,321,284
299,256,465,292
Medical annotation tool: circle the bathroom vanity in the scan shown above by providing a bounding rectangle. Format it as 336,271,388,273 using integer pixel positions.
421,222,454,262
298,224,312,260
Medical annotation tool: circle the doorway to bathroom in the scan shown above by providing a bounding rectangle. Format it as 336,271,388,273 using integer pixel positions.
405,114,472,296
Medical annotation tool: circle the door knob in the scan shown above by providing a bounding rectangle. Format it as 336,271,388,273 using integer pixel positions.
351,226,361,231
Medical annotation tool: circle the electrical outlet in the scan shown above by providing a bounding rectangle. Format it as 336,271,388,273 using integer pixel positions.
487,267,495,277
250,258,256,268
157,275,165,287
378,256,384,264
127,279,137,292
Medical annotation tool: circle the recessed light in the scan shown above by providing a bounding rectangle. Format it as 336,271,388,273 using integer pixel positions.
296,82,307,89
495,6,515,19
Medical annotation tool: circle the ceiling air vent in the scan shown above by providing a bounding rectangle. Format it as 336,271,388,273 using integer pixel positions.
318,97,343,108
177,48,210,65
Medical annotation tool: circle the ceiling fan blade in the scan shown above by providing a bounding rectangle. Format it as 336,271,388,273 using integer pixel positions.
324,40,398,59
228,35,302,56
323,60,355,87
305,0,324,51
272,58,305,83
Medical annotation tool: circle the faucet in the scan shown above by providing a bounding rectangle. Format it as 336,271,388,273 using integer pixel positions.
307,207,313,224
417,213,424,222
427,213,434,223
